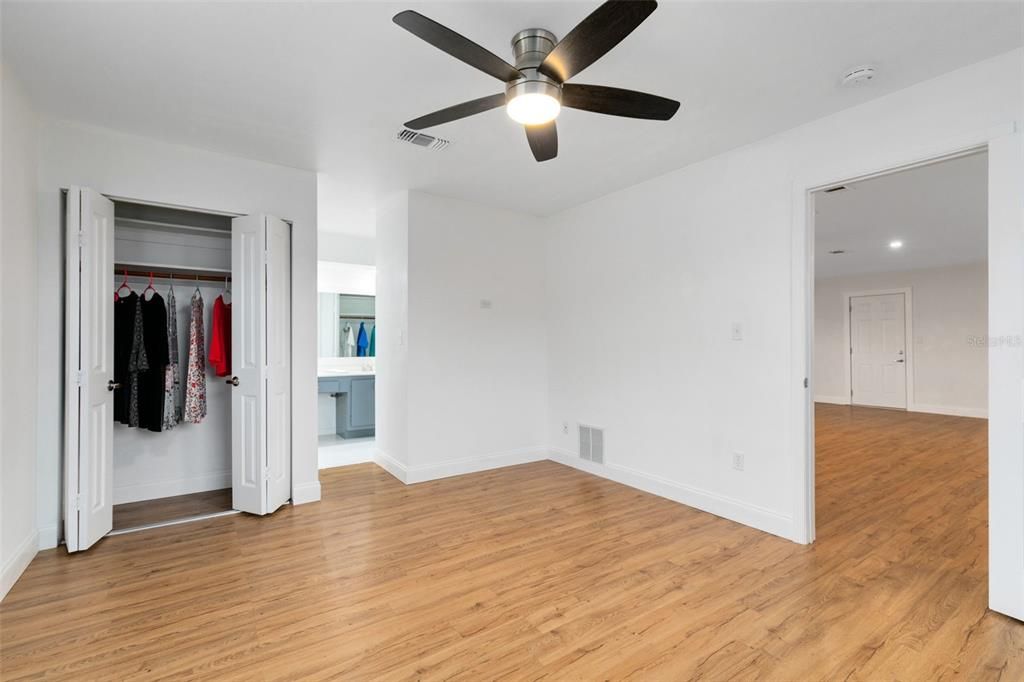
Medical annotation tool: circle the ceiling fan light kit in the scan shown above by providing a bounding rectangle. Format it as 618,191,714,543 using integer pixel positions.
393,1,680,162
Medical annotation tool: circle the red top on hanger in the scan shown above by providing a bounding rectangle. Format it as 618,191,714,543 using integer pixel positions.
208,295,232,376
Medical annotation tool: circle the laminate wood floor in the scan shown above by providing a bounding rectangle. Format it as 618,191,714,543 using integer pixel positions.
112,488,233,530
1,404,1020,679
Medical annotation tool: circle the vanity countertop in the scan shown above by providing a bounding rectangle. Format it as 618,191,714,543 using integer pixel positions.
318,370,375,378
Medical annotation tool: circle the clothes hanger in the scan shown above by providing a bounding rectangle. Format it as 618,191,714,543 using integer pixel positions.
221,276,231,304
114,268,133,301
143,272,157,300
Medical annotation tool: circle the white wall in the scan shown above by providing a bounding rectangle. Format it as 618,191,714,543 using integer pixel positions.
319,231,375,266
542,49,1022,543
375,191,548,482
375,193,409,475
1,67,40,600
815,264,988,416
35,119,320,549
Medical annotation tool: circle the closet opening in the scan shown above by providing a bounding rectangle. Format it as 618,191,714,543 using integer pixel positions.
110,199,236,532
64,188,294,551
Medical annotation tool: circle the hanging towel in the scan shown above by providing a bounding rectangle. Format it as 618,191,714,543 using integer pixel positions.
114,292,138,424
183,289,207,424
126,296,149,427
356,322,369,357
208,294,232,376
343,325,355,357
162,287,182,430
369,325,376,358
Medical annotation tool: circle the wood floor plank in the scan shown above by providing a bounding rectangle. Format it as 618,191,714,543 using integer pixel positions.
1,405,1021,679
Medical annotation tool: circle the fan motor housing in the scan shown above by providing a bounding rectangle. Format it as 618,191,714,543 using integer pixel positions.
507,28,561,105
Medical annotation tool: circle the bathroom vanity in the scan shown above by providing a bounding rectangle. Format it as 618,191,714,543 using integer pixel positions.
318,372,375,438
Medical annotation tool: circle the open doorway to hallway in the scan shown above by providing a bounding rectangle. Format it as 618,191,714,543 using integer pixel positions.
811,149,990,608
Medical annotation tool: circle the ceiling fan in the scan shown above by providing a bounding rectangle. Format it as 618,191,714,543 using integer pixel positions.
393,0,680,162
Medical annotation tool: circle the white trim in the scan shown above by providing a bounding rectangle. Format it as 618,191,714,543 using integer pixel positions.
842,287,914,410
1,530,39,602
911,404,988,419
38,525,58,550
291,481,322,505
373,449,408,483
814,395,851,405
549,448,797,541
792,121,1015,546
406,447,546,484
113,471,231,505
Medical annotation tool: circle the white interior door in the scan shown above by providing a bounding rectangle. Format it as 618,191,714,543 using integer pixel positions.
230,214,291,515
64,187,115,552
850,293,907,409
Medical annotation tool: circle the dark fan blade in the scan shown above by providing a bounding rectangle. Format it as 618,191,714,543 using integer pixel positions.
561,83,680,120
405,93,506,130
393,10,521,82
538,1,657,82
525,121,557,162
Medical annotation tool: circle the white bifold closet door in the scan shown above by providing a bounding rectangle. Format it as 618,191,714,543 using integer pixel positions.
229,214,292,516
64,187,116,553
65,192,292,552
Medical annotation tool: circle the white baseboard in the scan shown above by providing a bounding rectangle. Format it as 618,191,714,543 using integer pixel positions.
548,448,797,542
911,403,988,419
113,471,231,505
815,395,851,405
1,530,39,602
292,480,322,505
405,447,547,484
374,449,408,483
38,525,58,550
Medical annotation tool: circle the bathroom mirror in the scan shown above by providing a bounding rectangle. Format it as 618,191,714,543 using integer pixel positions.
319,293,375,358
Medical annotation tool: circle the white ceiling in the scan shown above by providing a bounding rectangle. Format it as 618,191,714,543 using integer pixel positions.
815,151,988,279
4,1,1021,237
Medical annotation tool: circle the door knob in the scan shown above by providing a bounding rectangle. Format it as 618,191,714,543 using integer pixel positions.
107,380,120,391
226,376,240,386
895,359,905,363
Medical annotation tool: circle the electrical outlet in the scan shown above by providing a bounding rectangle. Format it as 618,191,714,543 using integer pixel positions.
732,452,745,471
479,299,493,309
562,421,569,435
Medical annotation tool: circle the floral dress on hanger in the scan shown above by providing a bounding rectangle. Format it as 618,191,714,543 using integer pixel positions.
162,286,182,429
183,288,207,424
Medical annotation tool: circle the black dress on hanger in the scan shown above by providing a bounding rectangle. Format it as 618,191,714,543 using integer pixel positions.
138,292,170,432
113,292,139,424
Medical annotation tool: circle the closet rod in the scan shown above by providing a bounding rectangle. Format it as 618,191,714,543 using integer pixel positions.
116,268,230,283
338,315,375,320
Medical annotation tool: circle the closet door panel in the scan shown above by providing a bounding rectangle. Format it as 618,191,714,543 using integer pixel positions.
265,216,292,513
64,187,115,552
230,214,266,515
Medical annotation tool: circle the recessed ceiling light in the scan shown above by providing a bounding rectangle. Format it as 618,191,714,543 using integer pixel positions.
889,240,903,249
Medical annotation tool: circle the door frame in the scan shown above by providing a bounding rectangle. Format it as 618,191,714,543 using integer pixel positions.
791,121,1022,620
61,189,297,543
842,288,913,410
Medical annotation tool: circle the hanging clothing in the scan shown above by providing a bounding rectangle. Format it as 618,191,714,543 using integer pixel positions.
343,324,355,357
208,294,232,376
114,291,139,424
368,325,376,358
162,287,182,430
139,293,170,432
356,322,369,357
126,296,149,427
183,289,207,424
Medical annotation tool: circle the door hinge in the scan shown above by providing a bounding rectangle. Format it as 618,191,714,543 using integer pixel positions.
70,493,81,511
803,377,808,389
78,231,86,249
75,370,85,386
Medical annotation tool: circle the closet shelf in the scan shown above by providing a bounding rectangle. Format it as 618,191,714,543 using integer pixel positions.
115,261,230,281
115,217,231,238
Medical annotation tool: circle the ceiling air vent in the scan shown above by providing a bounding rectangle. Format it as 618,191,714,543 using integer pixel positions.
579,424,605,464
396,128,450,151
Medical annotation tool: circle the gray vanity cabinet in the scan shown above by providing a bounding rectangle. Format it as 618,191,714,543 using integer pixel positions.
319,375,375,438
